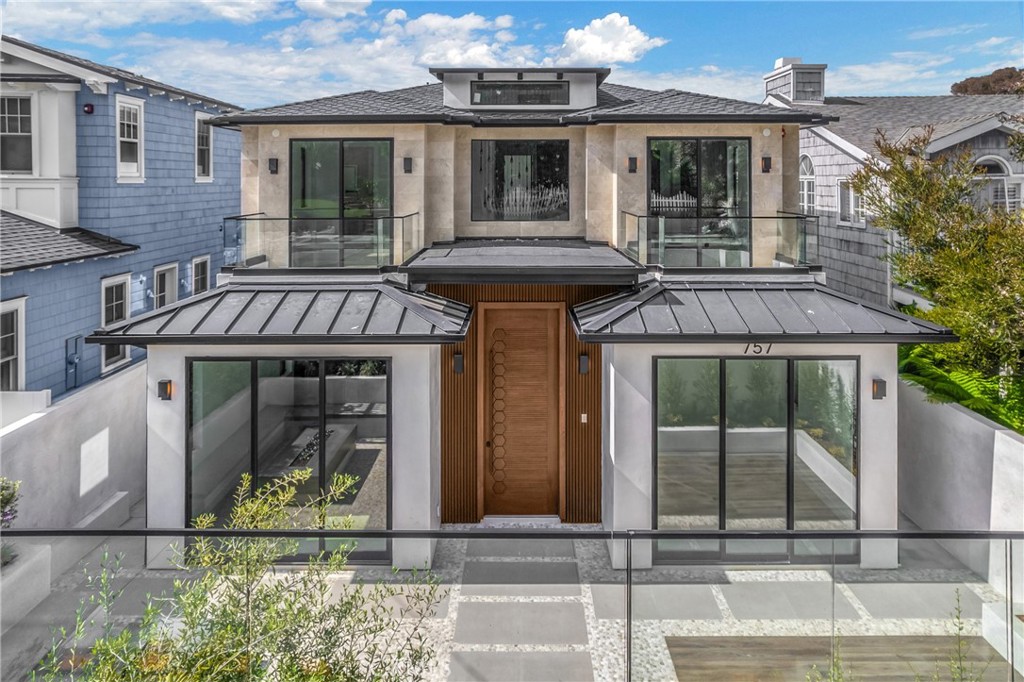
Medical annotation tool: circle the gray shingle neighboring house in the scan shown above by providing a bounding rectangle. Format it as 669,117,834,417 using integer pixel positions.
763,57,1022,306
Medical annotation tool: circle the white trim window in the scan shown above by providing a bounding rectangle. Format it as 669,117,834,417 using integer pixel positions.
1,96,33,174
195,112,213,182
973,156,1021,212
838,178,865,226
153,263,179,309
798,155,815,214
191,255,211,295
116,95,145,181
0,297,27,391
101,274,131,372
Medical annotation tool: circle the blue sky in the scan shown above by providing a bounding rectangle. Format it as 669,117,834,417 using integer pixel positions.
2,1,1021,109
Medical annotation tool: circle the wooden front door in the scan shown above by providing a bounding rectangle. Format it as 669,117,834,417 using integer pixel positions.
478,303,565,517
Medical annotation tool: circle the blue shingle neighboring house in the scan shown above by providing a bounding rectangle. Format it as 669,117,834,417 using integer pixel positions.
0,35,241,398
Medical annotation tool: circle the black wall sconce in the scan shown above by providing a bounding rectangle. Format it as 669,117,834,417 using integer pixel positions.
578,354,589,375
403,157,413,174
268,158,279,175
761,156,772,173
157,379,174,401
627,157,638,174
872,378,887,400
453,353,464,374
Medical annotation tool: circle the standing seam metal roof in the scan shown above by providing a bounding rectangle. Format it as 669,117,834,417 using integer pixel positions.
86,281,472,345
571,277,955,343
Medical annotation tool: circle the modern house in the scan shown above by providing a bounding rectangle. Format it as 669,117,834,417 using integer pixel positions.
0,36,241,400
763,57,1022,306
86,67,954,569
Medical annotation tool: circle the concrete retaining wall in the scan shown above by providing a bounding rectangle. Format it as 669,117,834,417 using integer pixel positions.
898,381,1024,591
0,362,147,529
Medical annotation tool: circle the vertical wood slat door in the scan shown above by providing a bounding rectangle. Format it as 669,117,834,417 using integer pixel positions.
478,303,564,517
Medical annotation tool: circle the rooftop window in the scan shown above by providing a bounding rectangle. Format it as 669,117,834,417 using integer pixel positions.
470,81,569,106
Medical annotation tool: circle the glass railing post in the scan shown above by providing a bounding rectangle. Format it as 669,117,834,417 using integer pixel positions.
625,530,633,681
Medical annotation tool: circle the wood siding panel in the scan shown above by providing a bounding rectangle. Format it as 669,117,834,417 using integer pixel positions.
429,284,618,523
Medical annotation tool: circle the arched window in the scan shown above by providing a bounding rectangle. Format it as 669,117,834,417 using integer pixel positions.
799,155,815,214
973,156,1019,211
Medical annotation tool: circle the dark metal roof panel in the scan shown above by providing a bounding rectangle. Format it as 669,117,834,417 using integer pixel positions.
571,279,956,344
696,290,749,333
87,280,471,346
231,291,287,334
665,289,715,334
726,290,783,334
262,291,317,335
330,290,376,334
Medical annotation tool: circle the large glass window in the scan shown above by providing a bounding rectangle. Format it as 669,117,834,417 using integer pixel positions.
655,357,858,562
648,138,751,266
471,140,569,221
290,139,393,267
188,358,390,561
471,81,570,106
0,97,32,173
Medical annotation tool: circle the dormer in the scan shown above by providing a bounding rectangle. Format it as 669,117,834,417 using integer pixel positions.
763,57,827,105
429,67,610,111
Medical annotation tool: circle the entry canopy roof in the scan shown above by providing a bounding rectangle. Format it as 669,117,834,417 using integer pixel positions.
571,272,955,344
87,276,472,346
401,239,645,284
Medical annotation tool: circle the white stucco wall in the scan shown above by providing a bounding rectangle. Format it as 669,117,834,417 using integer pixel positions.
602,342,899,569
144,344,441,569
898,381,1024,591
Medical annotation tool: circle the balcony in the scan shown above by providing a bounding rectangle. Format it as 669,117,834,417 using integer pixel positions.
223,213,422,269
1,528,1021,681
618,211,819,268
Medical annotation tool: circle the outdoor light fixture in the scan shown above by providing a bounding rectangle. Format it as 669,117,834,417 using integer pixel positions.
578,354,589,375
628,157,638,173
157,379,174,401
268,158,279,174
453,353,464,374
872,378,887,400
761,156,772,173
82,103,94,115
403,157,413,174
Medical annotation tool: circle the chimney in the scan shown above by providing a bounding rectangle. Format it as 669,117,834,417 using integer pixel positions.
764,57,827,104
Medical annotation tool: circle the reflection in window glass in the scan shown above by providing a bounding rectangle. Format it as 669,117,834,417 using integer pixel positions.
324,360,389,557
189,361,251,522
471,140,569,221
291,140,341,219
794,360,857,531
656,359,720,557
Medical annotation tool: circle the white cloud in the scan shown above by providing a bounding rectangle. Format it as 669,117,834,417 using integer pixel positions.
274,18,359,47
0,0,288,42
908,23,986,40
828,53,962,94
550,13,667,65
295,0,370,19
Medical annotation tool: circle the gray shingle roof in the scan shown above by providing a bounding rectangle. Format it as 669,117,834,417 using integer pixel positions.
571,273,955,343
86,277,472,346
801,95,1021,155
1,211,138,274
218,81,829,126
1,35,241,112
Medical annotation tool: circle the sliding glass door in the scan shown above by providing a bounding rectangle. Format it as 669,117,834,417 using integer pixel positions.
655,357,858,562
187,358,390,561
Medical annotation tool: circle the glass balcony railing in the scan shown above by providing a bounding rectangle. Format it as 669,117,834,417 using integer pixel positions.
222,213,422,269
618,211,819,267
1,528,1020,681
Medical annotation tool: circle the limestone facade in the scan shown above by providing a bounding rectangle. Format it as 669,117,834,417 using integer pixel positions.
241,121,801,266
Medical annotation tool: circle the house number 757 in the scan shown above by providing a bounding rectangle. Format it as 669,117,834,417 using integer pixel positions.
744,343,773,355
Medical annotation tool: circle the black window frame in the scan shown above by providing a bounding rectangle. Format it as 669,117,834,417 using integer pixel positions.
0,96,33,174
470,138,571,222
185,356,393,564
651,354,861,565
646,136,753,266
470,80,570,106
